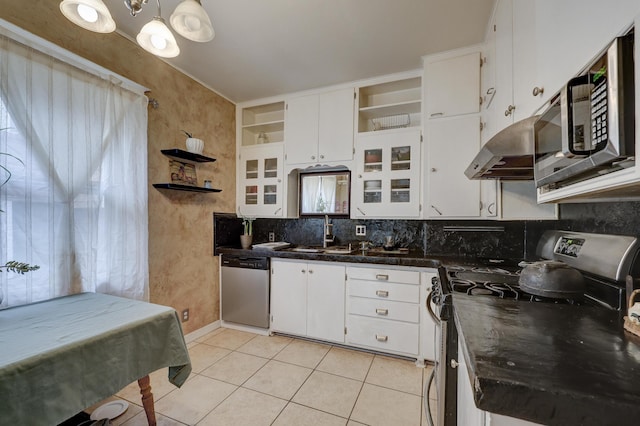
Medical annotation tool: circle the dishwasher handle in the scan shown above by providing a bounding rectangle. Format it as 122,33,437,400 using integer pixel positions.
221,255,269,270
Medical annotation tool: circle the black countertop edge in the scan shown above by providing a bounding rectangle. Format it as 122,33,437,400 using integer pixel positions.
453,294,640,426
215,246,463,268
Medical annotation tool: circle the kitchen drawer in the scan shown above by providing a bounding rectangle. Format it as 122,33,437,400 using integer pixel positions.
347,315,419,355
347,266,420,285
347,279,420,303
348,296,419,323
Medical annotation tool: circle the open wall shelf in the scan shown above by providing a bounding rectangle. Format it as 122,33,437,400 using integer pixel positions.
153,183,222,193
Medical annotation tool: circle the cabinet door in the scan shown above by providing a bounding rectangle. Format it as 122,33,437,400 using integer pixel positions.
285,94,319,164
354,129,421,218
270,260,307,335
427,116,482,217
307,263,346,343
318,88,355,163
492,0,515,130
426,52,481,118
238,145,284,217
536,0,639,101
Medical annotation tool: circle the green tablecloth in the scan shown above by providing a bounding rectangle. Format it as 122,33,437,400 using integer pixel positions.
0,292,192,425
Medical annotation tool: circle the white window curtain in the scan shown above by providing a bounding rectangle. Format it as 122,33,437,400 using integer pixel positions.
0,32,149,307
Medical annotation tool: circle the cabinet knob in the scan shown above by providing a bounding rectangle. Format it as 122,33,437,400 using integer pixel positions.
487,202,496,215
319,154,324,159
308,270,313,274
431,205,443,216
376,290,389,297
504,105,516,116
375,274,389,281
311,155,316,160
375,308,389,316
450,359,459,369
301,269,306,273
532,86,544,97
375,334,389,342
431,168,437,172
430,112,444,117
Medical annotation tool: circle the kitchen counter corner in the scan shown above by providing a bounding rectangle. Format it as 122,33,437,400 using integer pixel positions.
453,294,640,426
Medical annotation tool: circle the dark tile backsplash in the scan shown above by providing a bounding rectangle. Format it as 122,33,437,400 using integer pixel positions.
214,201,640,259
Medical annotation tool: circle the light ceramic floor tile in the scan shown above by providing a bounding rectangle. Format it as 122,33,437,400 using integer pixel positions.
200,351,268,385
274,338,331,369
243,359,312,400
154,374,236,425
365,355,424,396
116,368,178,403
187,343,232,373
197,387,287,426
347,421,368,426
194,327,225,343
292,371,362,418
121,410,188,426
351,383,422,426
272,402,347,426
316,346,374,381
236,334,293,358
201,328,257,350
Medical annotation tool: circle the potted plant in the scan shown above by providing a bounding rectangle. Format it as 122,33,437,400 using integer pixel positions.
240,216,254,249
182,130,204,155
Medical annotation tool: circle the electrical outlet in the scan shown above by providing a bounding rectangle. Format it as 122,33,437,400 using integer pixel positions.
268,232,275,242
182,309,189,322
355,225,366,236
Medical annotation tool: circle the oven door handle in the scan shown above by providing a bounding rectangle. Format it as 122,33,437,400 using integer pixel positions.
424,367,436,426
426,291,440,324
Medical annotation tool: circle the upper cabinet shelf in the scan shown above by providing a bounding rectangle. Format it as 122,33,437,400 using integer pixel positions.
358,77,422,133
241,101,285,146
161,149,216,163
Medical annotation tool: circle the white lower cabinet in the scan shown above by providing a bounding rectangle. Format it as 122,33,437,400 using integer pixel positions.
270,259,346,343
346,265,436,362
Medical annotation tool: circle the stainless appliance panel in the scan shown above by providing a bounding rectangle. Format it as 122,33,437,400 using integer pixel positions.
221,256,270,329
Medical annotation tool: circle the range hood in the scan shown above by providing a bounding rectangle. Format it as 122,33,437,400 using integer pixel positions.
465,115,539,180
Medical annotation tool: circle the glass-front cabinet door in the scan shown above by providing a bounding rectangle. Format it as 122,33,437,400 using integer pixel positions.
238,144,284,217
354,129,421,218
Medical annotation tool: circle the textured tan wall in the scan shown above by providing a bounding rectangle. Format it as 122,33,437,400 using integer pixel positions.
2,0,236,333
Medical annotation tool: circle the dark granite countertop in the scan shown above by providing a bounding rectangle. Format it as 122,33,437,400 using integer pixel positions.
216,246,454,268
454,294,640,426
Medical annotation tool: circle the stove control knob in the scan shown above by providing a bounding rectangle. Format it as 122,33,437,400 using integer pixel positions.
450,359,459,369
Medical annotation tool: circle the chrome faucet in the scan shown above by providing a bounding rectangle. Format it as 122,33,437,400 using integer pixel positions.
323,215,335,248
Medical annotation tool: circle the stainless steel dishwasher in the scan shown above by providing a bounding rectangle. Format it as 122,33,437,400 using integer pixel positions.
221,254,270,329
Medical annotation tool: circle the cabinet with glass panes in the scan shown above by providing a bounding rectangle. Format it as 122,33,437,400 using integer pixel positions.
237,144,284,217
353,128,421,218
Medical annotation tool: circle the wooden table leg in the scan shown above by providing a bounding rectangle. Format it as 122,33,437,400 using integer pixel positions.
137,375,157,426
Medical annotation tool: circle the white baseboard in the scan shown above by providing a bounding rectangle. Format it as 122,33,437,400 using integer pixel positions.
184,320,221,343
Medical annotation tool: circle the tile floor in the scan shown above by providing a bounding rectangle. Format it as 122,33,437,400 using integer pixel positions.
87,328,437,426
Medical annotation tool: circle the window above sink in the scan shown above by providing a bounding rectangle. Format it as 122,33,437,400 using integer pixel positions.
299,169,351,217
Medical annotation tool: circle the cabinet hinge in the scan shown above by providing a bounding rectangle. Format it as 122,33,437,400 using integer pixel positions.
480,57,484,68
354,91,356,99
285,103,288,110
284,153,287,160
353,147,355,154
493,24,496,32
344,326,347,335
480,122,485,131
270,314,273,322
345,273,347,281
420,133,423,143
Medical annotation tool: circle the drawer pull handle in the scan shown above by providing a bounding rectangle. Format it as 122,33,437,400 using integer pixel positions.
375,290,389,297
375,308,388,316
375,274,389,281
375,334,388,342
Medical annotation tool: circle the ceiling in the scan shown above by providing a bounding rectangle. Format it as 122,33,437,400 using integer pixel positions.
110,0,496,103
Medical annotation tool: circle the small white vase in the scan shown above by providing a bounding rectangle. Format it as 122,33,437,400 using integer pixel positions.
240,234,253,250
186,138,204,154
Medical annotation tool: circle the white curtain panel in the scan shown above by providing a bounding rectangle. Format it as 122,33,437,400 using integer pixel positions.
0,34,149,307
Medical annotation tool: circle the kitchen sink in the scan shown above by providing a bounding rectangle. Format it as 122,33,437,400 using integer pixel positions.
323,246,356,254
289,247,323,253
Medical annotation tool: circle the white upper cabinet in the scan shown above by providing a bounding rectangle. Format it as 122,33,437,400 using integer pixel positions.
237,144,284,218
239,101,285,147
426,116,488,218
535,0,639,102
284,88,355,165
353,129,422,219
358,76,422,133
425,52,481,119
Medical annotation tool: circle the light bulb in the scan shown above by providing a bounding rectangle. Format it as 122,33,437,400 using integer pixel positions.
77,3,98,23
150,34,167,50
184,16,201,31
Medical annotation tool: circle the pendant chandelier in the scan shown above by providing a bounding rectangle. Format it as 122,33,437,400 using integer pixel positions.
59,0,214,58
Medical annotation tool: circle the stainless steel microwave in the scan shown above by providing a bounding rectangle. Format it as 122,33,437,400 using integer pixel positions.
534,31,635,191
